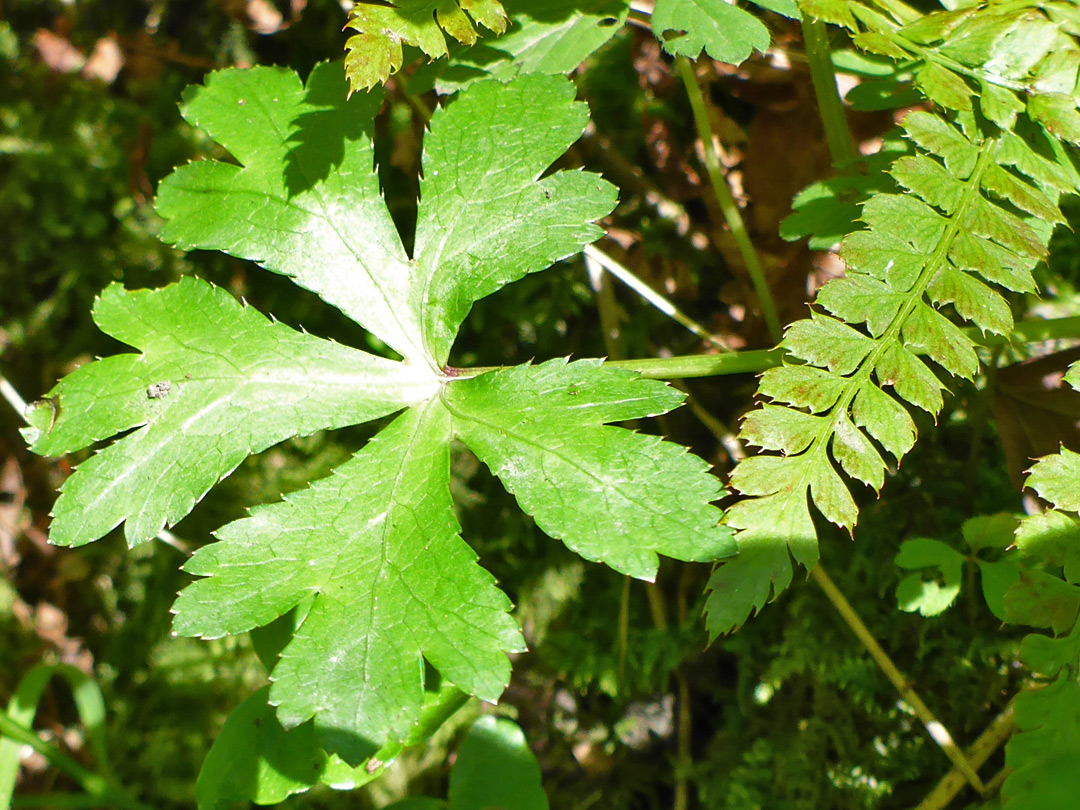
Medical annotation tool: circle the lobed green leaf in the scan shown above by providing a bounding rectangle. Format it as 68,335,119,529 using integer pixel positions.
174,400,524,765
25,279,433,547
434,0,630,94
651,0,782,66
413,76,617,365
444,361,732,580
156,64,425,361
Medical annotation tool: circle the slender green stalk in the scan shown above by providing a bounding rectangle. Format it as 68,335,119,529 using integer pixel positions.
674,56,782,345
454,312,1080,381
0,714,156,810
801,16,859,173
605,350,783,378
810,566,987,795
453,349,783,381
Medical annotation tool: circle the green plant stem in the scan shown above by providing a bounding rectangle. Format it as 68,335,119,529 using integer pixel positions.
810,565,987,795
800,16,858,173
674,55,782,345
456,312,1080,380
0,714,155,810
605,349,785,378
454,348,783,381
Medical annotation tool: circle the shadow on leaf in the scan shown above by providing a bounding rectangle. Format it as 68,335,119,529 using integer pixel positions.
284,63,382,198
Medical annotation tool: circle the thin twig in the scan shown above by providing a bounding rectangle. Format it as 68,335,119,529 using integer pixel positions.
916,700,1015,810
811,565,988,795
583,245,733,351
0,372,28,422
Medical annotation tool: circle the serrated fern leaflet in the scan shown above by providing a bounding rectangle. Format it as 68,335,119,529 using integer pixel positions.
24,66,732,762
706,0,1080,636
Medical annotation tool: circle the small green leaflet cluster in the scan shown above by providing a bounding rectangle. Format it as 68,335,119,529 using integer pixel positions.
705,0,1080,636
23,64,731,765
345,0,509,93
893,513,1019,618
995,362,1080,810
890,455,1080,810
1004,455,1080,808
343,0,800,95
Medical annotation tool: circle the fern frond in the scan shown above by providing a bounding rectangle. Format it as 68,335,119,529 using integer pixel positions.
707,0,1080,635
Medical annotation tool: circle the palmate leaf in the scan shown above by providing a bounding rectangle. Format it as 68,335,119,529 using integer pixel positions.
26,65,732,770
706,0,1080,636
344,0,509,93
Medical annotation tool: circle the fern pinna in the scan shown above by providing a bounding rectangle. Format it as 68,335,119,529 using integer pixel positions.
706,0,1080,635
